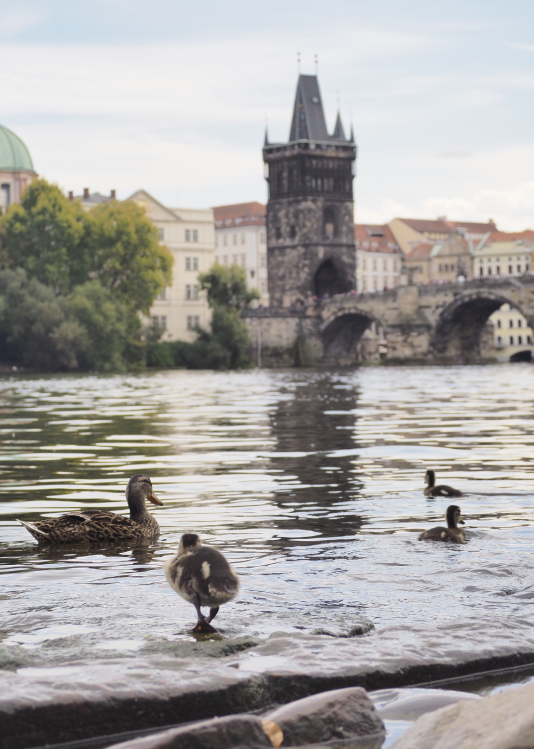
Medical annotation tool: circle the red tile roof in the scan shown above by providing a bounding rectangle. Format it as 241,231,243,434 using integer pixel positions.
355,223,401,254
212,202,266,228
398,218,497,236
485,230,534,244
406,242,434,260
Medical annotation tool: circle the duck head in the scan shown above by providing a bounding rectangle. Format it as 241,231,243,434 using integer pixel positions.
178,533,202,555
126,474,162,519
446,504,464,528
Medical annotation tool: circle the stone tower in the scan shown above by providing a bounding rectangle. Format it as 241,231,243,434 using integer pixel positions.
263,74,357,307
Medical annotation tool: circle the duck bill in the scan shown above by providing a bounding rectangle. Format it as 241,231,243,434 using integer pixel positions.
149,493,163,506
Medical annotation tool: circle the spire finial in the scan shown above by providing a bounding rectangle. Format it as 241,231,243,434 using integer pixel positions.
297,52,301,73
315,53,318,75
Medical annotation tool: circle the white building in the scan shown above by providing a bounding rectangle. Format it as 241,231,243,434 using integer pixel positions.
355,223,402,292
128,190,214,342
212,202,268,306
473,237,533,279
491,303,534,362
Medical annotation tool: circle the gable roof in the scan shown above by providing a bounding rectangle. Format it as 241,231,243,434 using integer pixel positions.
355,223,401,254
127,189,181,222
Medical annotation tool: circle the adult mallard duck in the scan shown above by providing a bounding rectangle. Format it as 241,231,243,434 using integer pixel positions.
18,474,163,543
164,533,239,633
424,469,462,498
419,504,466,543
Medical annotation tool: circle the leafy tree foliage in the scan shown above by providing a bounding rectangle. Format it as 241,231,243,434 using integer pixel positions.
198,263,259,311
0,180,87,294
86,201,173,314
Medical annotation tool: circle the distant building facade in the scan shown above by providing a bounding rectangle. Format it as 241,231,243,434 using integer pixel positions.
212,202,268,305
128,190,214,342
389,217,497,257
68,187,117,210
355,224,402,291
0,124,37,212
263,74,357,306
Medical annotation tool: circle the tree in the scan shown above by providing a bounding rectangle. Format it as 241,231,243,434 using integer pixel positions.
0,180,173,315
87,201,173,314
198,263,259,311
0,180,87,294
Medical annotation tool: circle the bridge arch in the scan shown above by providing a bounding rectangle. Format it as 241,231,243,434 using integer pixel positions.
322,310,385,362
431,289,533,361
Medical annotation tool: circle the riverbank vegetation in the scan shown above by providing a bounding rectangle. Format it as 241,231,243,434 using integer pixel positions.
0,181,257,372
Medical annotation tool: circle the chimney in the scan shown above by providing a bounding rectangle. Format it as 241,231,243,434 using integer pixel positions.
110,189,116,199
83,188,89,199
68,191,73,201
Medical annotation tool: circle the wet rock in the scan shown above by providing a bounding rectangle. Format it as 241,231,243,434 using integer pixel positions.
106,714,273,749
371,687,481,721
390,680,534,749
265,687,385,747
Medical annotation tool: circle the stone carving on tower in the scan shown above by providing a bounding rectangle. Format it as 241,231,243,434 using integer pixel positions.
263,74,357,307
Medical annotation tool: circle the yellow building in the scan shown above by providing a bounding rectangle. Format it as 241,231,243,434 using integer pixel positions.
0,124,37,212
490,303,533,362
128,190,214,342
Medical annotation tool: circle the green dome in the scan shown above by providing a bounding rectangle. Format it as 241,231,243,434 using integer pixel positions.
0,124,35,172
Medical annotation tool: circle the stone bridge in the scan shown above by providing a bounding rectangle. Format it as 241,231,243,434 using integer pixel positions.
245,276,534,365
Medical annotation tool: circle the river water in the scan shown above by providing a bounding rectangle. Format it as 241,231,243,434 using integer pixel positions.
1,365,534,691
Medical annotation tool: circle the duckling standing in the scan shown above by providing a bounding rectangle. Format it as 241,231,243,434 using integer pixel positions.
424,469,462,498
419,505,466,543
18,475,163,543
164,534,239,633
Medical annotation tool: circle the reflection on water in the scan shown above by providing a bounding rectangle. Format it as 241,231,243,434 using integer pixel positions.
1,366,534,669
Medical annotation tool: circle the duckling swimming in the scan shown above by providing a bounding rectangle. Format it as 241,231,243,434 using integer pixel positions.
424,469,462,498
18,475,163,543
419,505,466,543
164,533,239,633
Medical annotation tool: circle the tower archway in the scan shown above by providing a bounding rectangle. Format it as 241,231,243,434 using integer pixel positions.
314,258,352,298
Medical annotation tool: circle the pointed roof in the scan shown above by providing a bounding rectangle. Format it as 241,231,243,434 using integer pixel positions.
288,74,350,144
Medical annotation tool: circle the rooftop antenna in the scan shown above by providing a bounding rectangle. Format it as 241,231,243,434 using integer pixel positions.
315,53,318,75
297,52,301,73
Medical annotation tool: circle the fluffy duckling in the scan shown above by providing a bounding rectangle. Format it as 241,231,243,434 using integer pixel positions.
18,475,163,543
419,504,466,543
424,469,462,498
164,533,239,633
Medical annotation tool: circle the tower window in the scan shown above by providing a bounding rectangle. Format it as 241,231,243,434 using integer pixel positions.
275,227,282,240
289,225,296,239
323,206,335,239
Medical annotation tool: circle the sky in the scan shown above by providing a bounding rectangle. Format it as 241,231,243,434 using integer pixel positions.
1,0,533,230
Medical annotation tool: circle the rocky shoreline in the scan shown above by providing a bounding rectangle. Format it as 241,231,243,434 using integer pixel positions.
2,621,534,749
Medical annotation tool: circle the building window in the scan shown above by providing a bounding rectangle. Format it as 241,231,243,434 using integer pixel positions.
232,234,237,245
488,267,492,275
185,229,191,241
362,259,367,271
323,206,335,239
372,259,377,271
186,257,191,270
158,227,164,241
518,335,523,344
383,259,387,271
240,253,246,267
187,315,200,330
517,318,522,328
193,229,198,242
0,184,10,209
509,264,513,273
528,335,533,344
496,319,501,328
223,235,227,246
261,280,267,293
509,335,514,344
289,225,296,239
260,254,266,267
479,267,483,276
496,335,502,346
250,269,255,278
275,227,282,240
260,233,265,244
193,257,198,270
157,288,166,300
152,315,166,329
496,266,500,275
241,234,246,245
186,285,198,300
509,319,514,328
